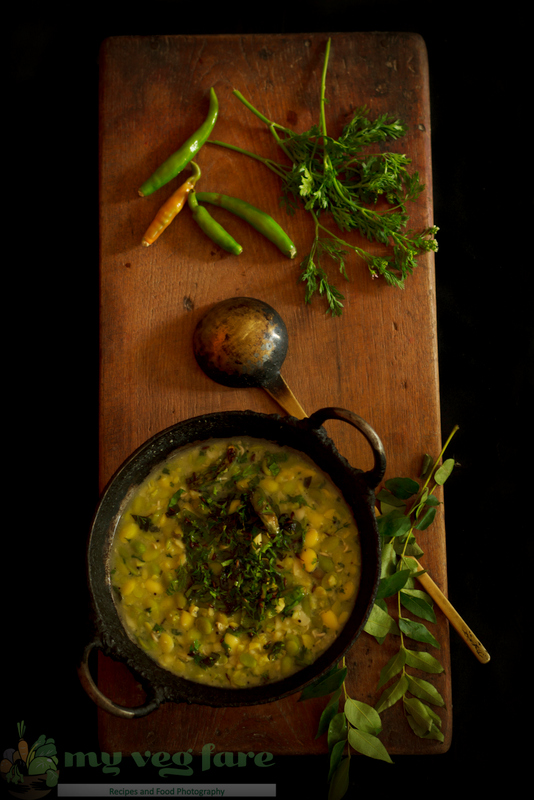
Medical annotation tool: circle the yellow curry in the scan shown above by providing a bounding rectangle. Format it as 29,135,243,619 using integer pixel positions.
110,437,361,688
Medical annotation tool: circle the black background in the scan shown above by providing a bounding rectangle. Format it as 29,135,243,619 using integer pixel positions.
4,2,529,797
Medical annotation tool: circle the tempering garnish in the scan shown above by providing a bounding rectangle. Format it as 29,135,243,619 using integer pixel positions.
110,437,362,689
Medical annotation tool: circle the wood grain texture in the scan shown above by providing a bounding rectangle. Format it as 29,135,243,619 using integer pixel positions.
97,32,449,755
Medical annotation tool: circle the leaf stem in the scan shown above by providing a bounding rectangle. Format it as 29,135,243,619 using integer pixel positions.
269,124,296,163
207,139,288,180
319,38,331,141
419,425,460,497
315,217,373,264
232,89,288,132
319,39,336,184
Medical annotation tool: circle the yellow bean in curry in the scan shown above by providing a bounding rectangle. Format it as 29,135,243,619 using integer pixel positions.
110,438,362,688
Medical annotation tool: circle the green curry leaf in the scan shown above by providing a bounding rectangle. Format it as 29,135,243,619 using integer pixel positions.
375,674,410,714
315,687,343,739
376,569,411,599
326,740,346,785
403,697,443,739
414,506,437,530
398,617,440,648
376,511,412,538
363,602,399,641
344,697,382,735
384,477,420,499
327,756,350,800
377,648,407,689
433,458,455,485
299,665,347,701
403,648,444,674
400,589,436,622
347,728,393,763
406,675,445,707
327,712,348,752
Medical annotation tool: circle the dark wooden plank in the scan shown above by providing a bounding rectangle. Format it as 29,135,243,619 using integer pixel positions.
97,31,449,755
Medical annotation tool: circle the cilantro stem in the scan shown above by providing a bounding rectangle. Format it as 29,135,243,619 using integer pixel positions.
207,139,288,180
231,90,288,133
269,124,296,163
319,38,331,140
314,215,375,268
319,37,332,182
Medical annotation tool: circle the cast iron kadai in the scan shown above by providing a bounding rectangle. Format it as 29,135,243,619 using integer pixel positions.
78,406,386,718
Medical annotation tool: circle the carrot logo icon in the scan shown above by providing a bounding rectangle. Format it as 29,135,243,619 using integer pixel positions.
1,721,59,798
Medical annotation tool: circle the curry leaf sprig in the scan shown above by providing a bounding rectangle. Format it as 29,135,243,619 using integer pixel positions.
364,426,459,743
209,38,438,314
299,428,458,797
299,660,392,800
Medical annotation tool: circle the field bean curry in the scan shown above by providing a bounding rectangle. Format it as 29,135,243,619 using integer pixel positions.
110,437,362,688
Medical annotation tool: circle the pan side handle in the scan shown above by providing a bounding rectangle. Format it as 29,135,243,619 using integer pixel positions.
78,640,163,719
306,407,386,489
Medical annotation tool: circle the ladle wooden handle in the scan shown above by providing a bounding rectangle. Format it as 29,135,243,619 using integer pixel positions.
263,373,308,419
410,558,490,663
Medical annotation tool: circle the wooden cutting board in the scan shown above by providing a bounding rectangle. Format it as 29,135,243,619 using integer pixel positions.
97,31,449,756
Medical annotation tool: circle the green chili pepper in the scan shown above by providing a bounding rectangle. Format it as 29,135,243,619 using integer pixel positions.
194,191,297,258
188,191,243,255
138,88,219,197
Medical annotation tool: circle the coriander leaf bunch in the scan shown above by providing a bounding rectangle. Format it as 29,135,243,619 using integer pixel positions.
209,38,439,314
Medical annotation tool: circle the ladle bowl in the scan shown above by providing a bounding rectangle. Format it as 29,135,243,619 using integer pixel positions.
193,297,307,418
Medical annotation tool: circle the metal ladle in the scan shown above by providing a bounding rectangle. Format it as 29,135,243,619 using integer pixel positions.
193,297,307,418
